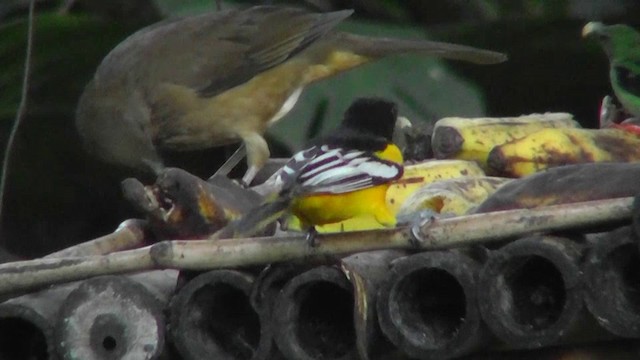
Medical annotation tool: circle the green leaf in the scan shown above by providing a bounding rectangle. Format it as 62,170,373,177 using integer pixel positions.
0,13,142,119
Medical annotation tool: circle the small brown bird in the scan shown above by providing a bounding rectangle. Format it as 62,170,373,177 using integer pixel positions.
76,5,506,184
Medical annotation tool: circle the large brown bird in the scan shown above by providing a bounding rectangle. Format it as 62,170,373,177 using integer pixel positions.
76,5,506,184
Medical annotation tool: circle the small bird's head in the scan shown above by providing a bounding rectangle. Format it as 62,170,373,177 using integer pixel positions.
343,97,398,141
582,22,640,61
75,80,164,176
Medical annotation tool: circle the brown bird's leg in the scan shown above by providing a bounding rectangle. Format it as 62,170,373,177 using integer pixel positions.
241,132,270,187
214,0,222,11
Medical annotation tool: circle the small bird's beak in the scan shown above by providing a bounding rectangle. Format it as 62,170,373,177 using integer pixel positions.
582,22,604,38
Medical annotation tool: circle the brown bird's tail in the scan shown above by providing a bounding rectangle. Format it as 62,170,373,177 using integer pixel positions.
333,31,507,65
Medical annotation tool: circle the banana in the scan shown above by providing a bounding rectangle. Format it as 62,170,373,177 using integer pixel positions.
432,113,580,170
475,163,640,212
488,127,640,177
386,159,485,214
397,176,512,217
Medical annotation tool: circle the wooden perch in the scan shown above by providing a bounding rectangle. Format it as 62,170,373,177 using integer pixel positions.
0,197,633,295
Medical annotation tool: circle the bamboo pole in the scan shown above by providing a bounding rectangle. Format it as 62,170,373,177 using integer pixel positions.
0,197,633,295
44,219,147,258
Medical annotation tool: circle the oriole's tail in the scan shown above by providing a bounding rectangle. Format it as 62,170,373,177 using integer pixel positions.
212,196,291,239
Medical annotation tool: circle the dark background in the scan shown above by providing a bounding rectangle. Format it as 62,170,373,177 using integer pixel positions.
0,0,638,257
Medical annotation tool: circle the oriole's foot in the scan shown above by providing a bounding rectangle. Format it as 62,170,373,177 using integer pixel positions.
305,227,319,247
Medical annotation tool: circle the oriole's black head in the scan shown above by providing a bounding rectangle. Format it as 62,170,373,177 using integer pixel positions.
342,97,398,141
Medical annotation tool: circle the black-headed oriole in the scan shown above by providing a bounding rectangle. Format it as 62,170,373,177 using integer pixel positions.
224,97,403,240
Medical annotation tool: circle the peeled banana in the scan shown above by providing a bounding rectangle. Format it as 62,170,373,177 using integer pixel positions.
385,159,485,214
432,113,580,170
488,127,640,177
397,176,512,217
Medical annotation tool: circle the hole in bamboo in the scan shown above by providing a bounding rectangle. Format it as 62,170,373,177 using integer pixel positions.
102,335,116,351
504,256,565,330
296,282,355,358
605,244,640,313
0,317,47,360
394,268,466,347
194,283,260,359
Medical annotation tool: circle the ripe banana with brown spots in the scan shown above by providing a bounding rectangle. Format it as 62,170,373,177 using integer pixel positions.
488,127,640,177
397,176,512,217
432,113,580,171
385,159,485,214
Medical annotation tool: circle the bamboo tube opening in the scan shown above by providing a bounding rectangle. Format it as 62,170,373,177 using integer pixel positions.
479,236,586,349
55,275,165,360
102,335,116,351
378,251,484,359
604,244,640,312
0,316,48,360
391,268,466,347
180,282,260,359
88,313,127,358
585,228,640,337
296,282,356,358
274,266,356,360
169,270,260,360
501,256,566,330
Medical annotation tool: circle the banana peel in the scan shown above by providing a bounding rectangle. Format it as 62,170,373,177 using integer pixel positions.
385,159,485,214
397,176,512,217
475,162,640,212
432,113,580,171
122,168,265,239
488,127,640,177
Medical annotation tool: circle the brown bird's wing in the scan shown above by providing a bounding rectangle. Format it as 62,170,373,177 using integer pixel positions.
95,6,352,98
197,6,354,97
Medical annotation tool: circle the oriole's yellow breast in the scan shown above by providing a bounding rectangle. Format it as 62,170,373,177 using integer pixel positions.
291,144,403,228
292,184,391,225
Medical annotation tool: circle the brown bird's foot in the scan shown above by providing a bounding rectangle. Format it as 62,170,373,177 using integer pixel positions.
305,227,319,247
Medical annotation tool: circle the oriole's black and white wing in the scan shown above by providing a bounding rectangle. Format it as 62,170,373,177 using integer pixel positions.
274,145,402,194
